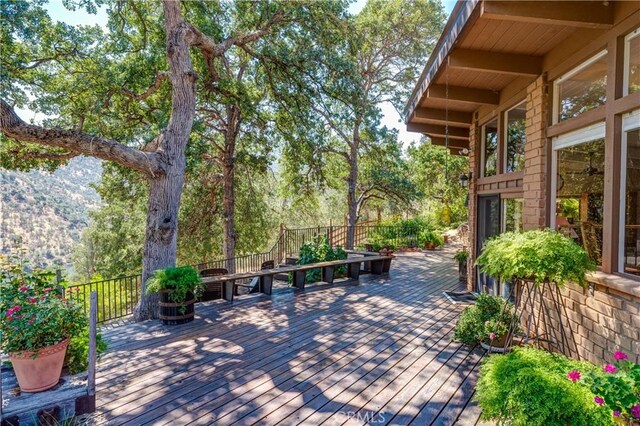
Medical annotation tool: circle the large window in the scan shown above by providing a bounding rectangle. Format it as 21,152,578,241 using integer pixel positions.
505,102,526,173
554,51,608,123
552,123,605,266
482,119,498,177
624,28,640,96
621,110,640,276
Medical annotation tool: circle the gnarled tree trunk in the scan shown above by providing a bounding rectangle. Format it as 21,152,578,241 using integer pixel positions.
134,1,196,321
346,140,359,249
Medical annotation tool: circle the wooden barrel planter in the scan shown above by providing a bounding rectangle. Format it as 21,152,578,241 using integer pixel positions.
159,290,195,325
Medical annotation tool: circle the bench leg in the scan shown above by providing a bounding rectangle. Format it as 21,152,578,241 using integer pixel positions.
322,266,335,284
260,275,274,295
382,259,392,273
370,259,384,275
223,280,234,302
348,262,361,280
363,260,371,272
294,270,306,289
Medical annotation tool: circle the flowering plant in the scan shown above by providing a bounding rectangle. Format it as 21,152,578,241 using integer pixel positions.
0,255,87,355
568,351,640,424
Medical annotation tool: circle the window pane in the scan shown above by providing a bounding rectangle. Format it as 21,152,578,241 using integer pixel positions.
506,102,526,172
555,138,605,265
628,34,640,95
624,128,640,276
557,53,607,122
483,119,498,177
504,198,523,232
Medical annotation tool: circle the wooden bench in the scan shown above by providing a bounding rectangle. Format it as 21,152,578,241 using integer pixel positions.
346,250,394,273
201,255,394,302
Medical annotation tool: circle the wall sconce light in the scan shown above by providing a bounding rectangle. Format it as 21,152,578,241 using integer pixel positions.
459,172,472,189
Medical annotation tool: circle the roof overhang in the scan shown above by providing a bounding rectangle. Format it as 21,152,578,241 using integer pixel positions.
405,0,616,155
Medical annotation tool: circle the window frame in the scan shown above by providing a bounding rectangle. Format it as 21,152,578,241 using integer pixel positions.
623,27,640,97
552,50,608,125
480,118,499,178
619,109,640,275
503,100,527,174
549,121,606,231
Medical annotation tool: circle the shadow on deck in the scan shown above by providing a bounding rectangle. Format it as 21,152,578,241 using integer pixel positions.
94,248,486,426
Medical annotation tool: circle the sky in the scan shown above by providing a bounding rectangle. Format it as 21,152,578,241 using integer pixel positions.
23,0,457,149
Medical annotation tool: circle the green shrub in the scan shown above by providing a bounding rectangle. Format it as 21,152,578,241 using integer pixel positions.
418,229,444,247
297,236,347,282
453,249,469,263
65,328,108,374
453,293,518,345
475,229,595,286
476,346,615,426
365,217,434,250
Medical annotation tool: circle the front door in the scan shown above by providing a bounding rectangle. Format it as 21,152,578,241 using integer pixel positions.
476,195,501,294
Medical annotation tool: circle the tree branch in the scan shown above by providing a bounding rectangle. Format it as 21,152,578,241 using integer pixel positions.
120,72,170,101
0,98,164,176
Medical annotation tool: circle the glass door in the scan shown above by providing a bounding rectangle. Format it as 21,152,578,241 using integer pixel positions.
476,195,501,294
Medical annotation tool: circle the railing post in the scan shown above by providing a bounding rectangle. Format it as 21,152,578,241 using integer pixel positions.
88,291,97,398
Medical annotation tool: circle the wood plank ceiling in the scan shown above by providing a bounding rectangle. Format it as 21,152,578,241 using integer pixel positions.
406,0,615,155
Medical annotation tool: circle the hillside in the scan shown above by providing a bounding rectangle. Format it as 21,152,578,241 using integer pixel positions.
0,156,102,269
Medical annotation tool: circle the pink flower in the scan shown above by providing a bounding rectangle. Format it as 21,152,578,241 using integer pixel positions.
594,396,605,406
604,363,617,374
44,287,52,292
632,404,640,419
29,317,35,325
19,286,28,292
12,305,21,311
27,297,37,304
567,370,581,382
613,411,621,417
6,309,14,316
489,332,496,340
614,351,628,361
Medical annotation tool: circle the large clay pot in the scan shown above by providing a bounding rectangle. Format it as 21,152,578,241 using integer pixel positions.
10,337,69,392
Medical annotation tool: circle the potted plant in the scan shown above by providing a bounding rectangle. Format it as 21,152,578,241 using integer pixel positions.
453,293,520,351
453,249,469,282
0,261,87,392
475,229,595,287
146,266,204,325
419,230,444,250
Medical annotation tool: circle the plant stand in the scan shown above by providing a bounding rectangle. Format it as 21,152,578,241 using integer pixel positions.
483,280,580,359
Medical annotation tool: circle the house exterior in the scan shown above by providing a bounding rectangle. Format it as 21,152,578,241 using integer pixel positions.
406,0,640,363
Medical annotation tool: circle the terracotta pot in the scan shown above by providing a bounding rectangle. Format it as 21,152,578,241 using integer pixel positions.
10,337,69,392
424,242,436,250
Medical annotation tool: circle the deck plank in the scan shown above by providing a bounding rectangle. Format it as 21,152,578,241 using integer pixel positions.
91,249,485,425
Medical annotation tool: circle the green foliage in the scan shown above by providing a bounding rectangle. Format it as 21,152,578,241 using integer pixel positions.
453,249,469,263
476,346,615,426
145,266,203,309
0,255,87,354
578,352,640,422
296,236,347,282
475,229,596,286
452,293,518,346
406,139,469,227
365,217,434,250
65,328,107,375
418,229,444,247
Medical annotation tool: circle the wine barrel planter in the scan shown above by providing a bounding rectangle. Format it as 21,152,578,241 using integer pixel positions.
159,290,195,325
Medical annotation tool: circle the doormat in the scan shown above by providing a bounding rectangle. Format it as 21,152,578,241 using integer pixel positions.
443,291,477,304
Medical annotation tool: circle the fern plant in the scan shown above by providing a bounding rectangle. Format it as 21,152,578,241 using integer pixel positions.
475,229,595,286
145,266,203,309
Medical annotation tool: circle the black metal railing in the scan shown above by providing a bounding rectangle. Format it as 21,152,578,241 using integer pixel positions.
67,222,426,324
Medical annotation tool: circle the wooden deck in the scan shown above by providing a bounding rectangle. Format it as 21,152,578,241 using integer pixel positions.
94,249,486,425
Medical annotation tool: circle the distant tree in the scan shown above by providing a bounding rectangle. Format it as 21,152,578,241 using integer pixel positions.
406,138,469,226
0,0,336,320
275,0,446,247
